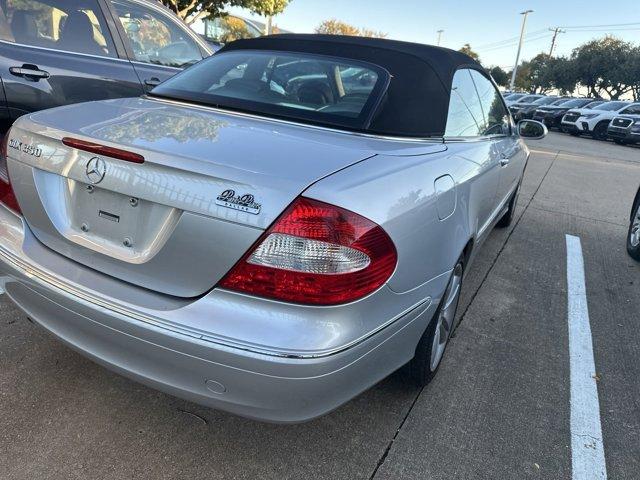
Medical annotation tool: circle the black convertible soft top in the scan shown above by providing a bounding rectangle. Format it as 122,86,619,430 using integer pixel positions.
219,34,485,137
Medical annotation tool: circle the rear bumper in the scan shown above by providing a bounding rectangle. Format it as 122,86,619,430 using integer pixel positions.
0,208,437,423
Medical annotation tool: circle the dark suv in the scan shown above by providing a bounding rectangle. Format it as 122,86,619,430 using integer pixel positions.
0,0,212,133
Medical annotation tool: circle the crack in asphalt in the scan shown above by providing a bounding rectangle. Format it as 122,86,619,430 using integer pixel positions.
527,205,628,228
368,149,560,480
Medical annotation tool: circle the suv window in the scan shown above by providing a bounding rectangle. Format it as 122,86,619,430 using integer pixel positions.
110,0,203,68
621,104,640,115
204,16,261,44
0,0,116,57
469,70,510,136
445,69,485,137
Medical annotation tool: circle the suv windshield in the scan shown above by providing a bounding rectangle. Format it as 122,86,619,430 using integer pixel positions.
593,101,629,111
556,99,591,108
516,95,541,103
532,97,559,105
150,50,388,130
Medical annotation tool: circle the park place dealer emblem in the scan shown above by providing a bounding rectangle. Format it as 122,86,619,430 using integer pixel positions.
216,189,261,215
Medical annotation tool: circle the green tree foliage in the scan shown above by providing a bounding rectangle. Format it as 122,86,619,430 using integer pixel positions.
488,66,509,87
315,19,387,38
246,0,289,17
571,37,635,99
458,44,480,63
160,0,289,26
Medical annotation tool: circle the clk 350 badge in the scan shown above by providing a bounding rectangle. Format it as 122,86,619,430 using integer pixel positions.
9,139,42,158
216,189,261,215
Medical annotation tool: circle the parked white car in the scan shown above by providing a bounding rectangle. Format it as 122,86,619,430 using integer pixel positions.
561,101,638,140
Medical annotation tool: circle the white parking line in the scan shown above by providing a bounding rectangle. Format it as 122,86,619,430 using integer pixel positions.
565,235,607,480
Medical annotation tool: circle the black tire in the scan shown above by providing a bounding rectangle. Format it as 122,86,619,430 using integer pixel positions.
614,139,626,145
569,131,580,137
496,182,521,228
591,122,609,141
409,258,464,387
627,200,640,261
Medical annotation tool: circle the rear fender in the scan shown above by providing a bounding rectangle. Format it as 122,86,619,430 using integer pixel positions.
304,148,476,295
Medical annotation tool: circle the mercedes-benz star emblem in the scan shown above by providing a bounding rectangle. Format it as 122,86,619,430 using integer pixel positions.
85,157,106,184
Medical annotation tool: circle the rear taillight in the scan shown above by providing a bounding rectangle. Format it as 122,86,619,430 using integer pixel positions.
0,134,21,214
218,197,397,305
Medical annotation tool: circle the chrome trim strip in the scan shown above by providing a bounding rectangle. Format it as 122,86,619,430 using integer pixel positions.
0,238,430,359
0,39,131,62
146,96,446,144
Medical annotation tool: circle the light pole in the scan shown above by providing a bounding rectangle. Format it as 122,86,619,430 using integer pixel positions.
436,30,444,46
509,10,533,91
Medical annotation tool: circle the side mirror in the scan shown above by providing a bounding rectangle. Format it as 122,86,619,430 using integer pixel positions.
518,119,548,139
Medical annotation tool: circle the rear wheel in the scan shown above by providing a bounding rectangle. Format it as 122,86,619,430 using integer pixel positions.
569,131,580,137
627,200,640,261
591,122,609,141
409,259,464,386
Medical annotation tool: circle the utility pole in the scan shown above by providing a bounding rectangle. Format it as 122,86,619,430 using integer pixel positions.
509,9,533,91
436,30,444,46
548,27,566,56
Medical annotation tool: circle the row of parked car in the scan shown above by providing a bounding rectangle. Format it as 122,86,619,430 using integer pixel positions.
504,93,640,146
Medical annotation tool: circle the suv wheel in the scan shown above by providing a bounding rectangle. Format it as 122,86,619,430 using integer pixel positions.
591,122,609,141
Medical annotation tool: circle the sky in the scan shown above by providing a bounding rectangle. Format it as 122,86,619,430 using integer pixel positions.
227,0,640,69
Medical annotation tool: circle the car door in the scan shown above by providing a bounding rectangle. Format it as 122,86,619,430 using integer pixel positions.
444,69,501,237
0,76,9,133
106,0,210,92
0,0,143,120
468,69,526,207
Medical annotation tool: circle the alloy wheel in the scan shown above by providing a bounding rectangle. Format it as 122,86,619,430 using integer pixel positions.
430,262,463,371
630,205,640,248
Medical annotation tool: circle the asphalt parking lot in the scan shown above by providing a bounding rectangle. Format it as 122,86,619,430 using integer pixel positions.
1,132,639,480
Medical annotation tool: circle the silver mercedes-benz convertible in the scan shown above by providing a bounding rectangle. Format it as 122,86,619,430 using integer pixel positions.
0,34,546,422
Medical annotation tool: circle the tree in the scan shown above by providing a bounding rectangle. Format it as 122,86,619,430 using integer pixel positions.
547,56,578,94
246,0,290,34
489,66,509,87
458,44,480,63
527,53,555,94
160,0,289,27
315,19,387,38
571,37,635,99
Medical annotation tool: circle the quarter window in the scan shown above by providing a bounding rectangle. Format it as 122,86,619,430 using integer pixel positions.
445,69,485,137
0,0,116,57
110,0,203,68
469,70,510,136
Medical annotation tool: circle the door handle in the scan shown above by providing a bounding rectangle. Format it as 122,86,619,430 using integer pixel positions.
9,65,50,80
144,77,161,87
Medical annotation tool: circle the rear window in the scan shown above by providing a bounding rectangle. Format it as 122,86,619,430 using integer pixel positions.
149,50,389,131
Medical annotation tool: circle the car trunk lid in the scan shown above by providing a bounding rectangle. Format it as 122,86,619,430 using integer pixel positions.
7,97,443,297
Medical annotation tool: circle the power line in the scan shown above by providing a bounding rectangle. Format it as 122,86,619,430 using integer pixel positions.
560,21,640,29
475,28,547,50
477,32,553,53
